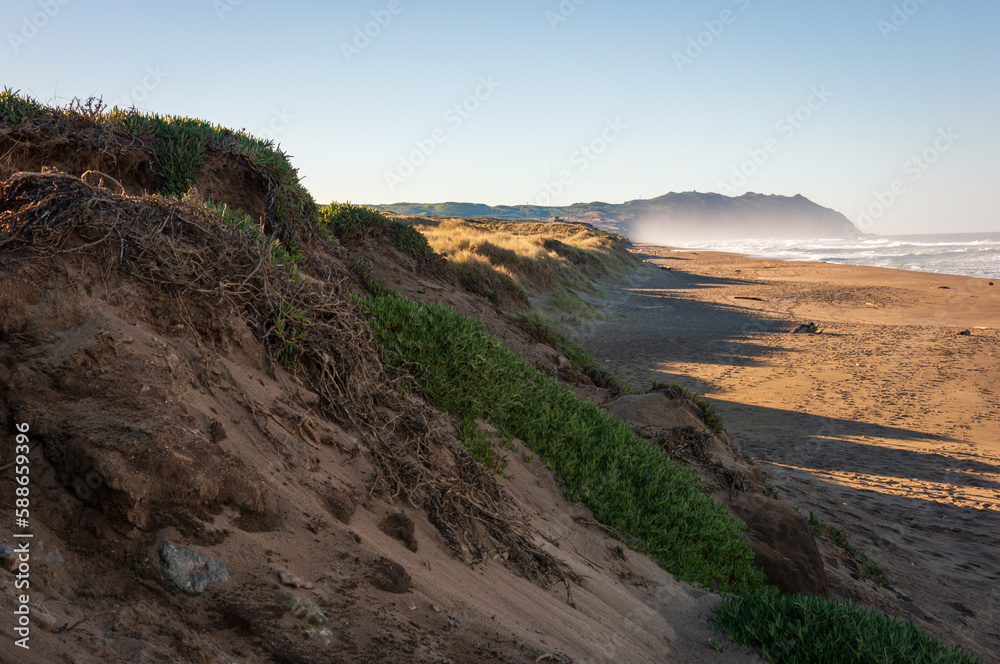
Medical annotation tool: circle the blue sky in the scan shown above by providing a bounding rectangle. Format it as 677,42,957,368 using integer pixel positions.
2,0,998,234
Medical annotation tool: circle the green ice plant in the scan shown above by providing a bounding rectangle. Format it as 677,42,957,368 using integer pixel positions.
272,302,310,369
362,293,764,593
0,88,50,124
203,200,303,270
2,91,318,233
318,202,432,257
710,588,977,664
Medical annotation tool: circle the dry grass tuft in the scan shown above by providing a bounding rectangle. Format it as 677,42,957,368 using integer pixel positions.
408,217,638,306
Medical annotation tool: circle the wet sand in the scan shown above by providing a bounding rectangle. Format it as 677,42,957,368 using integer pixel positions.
569,244,1000,662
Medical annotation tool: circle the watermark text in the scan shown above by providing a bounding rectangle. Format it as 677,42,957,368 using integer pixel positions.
12,422,32,650
532,117,626,207
341,0,405,62
8,0,73,53
878,0,930,40
547,0,586,31
855,127,958,230
717,86,833,195
384,76,501,192
673,0,753,72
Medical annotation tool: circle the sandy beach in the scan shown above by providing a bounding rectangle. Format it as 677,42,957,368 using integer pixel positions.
569,244,1000,662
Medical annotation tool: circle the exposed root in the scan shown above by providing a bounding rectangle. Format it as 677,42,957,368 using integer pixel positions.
636,424,716,465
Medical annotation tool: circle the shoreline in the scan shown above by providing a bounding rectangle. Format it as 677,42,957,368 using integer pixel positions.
568,243,1000,661
652,234,1000,282
634,243,1000,328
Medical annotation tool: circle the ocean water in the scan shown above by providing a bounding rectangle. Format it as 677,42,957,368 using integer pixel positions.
672,232,1000,280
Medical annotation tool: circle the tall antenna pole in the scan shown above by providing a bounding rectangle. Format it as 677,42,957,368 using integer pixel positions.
549,160,553,216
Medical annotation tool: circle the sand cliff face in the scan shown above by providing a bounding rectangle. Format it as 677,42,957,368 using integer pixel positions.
0,169,772,664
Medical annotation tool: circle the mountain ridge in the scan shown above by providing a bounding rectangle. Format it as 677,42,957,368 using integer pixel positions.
378,191,865,242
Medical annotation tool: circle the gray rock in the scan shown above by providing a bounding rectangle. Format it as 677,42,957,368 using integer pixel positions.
159,541,230,595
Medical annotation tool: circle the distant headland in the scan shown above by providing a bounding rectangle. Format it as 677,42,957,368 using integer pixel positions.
378,191,865,243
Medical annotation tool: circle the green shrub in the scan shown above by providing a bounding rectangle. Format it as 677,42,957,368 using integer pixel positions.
697,399,724,433
363,294,764,593
203,200,303,270
318,202,432,257
391,220,433,257
319,202,386,242
272,302,310,369
0,88,50,124
710,588,977,664
145,116,218,197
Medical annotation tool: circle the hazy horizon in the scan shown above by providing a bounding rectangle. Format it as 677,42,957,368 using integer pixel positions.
376,193,996,241
3,0,998,235
377,192,999,239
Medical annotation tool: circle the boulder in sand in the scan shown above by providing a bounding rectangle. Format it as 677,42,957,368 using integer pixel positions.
604,391,707,431
605,390,827,596
729,493,828,597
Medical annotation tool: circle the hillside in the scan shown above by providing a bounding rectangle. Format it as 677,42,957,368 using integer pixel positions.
379,191,864,243
0,92,979,664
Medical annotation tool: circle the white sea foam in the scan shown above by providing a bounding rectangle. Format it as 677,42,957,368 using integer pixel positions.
669,233,1000,279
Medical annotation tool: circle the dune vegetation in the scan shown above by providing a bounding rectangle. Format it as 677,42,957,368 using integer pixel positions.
362,292,766,593
3,89,305,193
404,216,637,318
710,588,978,664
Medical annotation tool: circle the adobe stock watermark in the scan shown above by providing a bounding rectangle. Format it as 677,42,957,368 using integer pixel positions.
878,0,930,41
12,423,32,650
384,76,501,192
673,0,753,73
531,117,627,207
257,107,294,143
213,0,243,21
717,85,833,196
546,0,586,31
341,0,405,63
110,66,168,110
855,127,958,231
8,0,73,53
